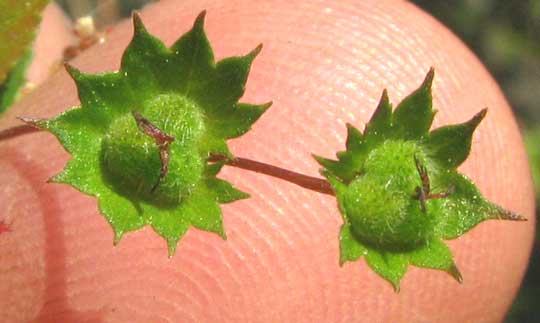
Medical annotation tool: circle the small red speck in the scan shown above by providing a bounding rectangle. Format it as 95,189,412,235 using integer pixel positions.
0,221,11,235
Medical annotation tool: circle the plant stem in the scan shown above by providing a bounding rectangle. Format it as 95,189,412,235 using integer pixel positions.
0,124,40,141
0,124,336,196
209,154,335,196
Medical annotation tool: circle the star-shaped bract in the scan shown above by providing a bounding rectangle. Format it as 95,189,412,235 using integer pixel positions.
314,69,524,291
35,12,270,256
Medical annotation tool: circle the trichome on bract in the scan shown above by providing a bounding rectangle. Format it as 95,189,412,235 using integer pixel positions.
24,11,270,256
314,69,525,291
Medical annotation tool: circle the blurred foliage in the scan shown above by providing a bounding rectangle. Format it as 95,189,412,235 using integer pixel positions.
412,1,539,322
0,51,33,112
0,0,48,83
516,127,540,323
0,0,49,114
524,128,540,194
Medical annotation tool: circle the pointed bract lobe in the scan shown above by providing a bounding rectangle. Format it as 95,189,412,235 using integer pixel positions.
433,171,524,240
339,223,367,265
425,108,487,169
71,66,127,108
364,89,392,140
121,13,169,95
208,101,271,139
36,12,268,255
345,123,364,150
313,123,366,183
365,249,408,292
169,11,214,92
200,44,263,112
391,68,436,140
408,239,461,282
314,89,393,183
313,154,353,182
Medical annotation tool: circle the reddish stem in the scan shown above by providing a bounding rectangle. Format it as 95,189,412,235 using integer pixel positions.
0,124,40,141
209,154,335,196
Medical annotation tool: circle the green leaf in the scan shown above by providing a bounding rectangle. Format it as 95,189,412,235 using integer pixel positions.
208,102,271,139
51,152,102,196
120,14,171,95
199,133,232,158
339,223,367,265
313,123,368,182
0,0,49,83
365,248,408,292
205,178,250,204
364,89,392,140
324,171,347,203
65,65,132,120
434,171,525,240
345,122,364,150
425,109,487,169
315,91,391,182
196,45,262,113
0,50,33,114
408,239,462,282
182,189,226,239
340,231,461,289
523,126,540,196
41,107,105,152
391,68,436,140
169,11,214,93
316,69,524,290
98,191,149,244
34,12,268,255
313,155,354,182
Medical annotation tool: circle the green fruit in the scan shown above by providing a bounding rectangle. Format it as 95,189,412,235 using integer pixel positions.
316,70,524,290
342,141,436,249
100,94,205,206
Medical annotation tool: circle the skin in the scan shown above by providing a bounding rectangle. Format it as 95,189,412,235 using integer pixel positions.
0,0,535,322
